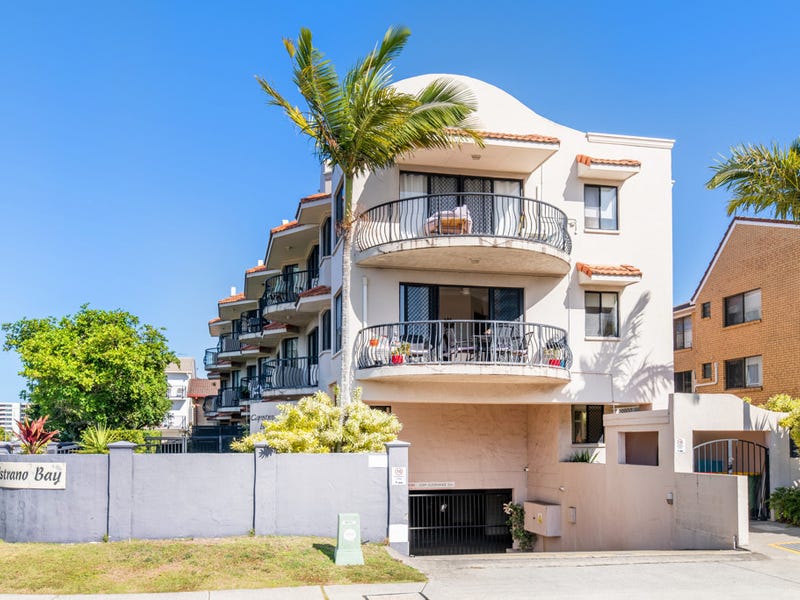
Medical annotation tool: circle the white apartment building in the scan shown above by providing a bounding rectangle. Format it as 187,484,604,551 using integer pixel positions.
0,402,21,438
163,357,196,431
204,75,796,554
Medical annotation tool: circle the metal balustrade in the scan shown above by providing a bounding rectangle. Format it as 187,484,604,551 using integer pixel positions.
216,386,246,409
261,270,320,308
354,320,572,370
203,347,219,368
218,332,241,354
238,309,263,334
260,357,319,390
355,193,571,254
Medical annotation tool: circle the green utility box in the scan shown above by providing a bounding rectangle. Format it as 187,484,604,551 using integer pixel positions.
334,513,364,565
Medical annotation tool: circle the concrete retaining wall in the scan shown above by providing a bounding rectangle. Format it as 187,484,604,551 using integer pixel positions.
0,442,410,546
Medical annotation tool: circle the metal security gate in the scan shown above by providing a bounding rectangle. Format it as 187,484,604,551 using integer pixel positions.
409,489,512,556
693,439,769,519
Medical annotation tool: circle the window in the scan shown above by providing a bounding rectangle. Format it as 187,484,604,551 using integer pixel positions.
585,291,619,337
321,218,332,256
572,405,604,444
307,245,320,282
725,356,762,389
333,182,344,245
246,365,257,379
321,310,331,351
701,302,711,318
334,292,342,352
281,337,298,360
702,363,712,379
724,289,761,326
584,185,618,230
673,316,692,350
674,371,693,392
307,328,319,365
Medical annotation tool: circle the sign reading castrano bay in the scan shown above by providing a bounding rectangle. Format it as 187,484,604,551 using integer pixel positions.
0,463,66,489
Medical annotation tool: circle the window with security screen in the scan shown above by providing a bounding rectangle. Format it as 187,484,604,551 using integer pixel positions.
572,404,605,444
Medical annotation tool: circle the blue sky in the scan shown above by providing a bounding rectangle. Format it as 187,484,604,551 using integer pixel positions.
1,1,798,402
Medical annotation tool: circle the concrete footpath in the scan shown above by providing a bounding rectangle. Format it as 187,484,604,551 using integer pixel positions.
2,523,799,600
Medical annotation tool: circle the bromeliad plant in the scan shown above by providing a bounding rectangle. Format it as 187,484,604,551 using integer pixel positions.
14,415,59,454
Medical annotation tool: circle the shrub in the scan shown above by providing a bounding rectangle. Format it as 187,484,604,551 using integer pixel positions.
79,426,159,453
14,416,59,454
231,391,401,453
503,502,536,551
769,487,800,526
566,449,597,463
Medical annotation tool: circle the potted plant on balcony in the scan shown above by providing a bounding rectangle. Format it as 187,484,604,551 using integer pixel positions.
391,342,410,365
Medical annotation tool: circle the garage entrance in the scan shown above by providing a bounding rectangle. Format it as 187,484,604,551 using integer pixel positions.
693,438,770,519
409,488,512,555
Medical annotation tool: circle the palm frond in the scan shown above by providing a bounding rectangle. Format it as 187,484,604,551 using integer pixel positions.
707,139,800,221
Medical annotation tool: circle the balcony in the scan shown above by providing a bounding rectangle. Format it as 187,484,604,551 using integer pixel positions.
261,270,321,324
355,193,571,275
259,357,319,397
354,320,571,384
218,333,241,356
216,386,246,411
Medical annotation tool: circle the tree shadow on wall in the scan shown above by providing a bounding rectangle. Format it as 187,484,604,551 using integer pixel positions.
578,291,672,404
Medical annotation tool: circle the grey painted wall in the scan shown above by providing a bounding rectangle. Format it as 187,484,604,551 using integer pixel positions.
0,442,408,547
0,454,108,543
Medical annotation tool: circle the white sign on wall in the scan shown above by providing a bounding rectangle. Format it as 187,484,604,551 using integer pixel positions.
675,437,686,454
391,466,407,486
0,463,66,489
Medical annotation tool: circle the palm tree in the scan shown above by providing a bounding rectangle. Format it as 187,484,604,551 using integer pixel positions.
706,138,800,222
257,26,483,406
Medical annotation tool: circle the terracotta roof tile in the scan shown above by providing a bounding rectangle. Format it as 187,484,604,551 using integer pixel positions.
245,264,267,274
576,263,642,277
187,378,219,398
298,285,331,298
445,128,560,145
208,317,221,324
241,344,259,352
576,154,641,167
218,293,246,304
300,192,331,203
270,220,299,234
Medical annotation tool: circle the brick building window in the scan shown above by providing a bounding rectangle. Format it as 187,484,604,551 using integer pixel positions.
572,405,604,444
674,371,693,393
724,289,761,326
702,363,712,379
725,356,762,389
673,316,692,350
701,302,711,318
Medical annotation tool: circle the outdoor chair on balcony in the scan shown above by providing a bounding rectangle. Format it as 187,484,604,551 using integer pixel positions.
423,205,473,236
266,279,288,305
443,328,476,363
400,333,431,364
491,324,525,364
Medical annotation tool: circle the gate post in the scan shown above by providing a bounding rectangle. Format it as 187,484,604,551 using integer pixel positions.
107,441,136,541
385,441,410,556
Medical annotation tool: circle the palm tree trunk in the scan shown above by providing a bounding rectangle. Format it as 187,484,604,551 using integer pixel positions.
337,175,355,407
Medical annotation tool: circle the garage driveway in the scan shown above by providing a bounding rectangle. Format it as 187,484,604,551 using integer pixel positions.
393,522,800,599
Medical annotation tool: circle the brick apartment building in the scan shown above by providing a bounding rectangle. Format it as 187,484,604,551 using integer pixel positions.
673,217,800,404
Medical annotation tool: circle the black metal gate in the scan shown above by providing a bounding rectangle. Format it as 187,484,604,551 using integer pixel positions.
693,438,770,519
409,489,512,556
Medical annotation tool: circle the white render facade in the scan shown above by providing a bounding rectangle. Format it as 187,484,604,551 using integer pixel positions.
163,358,196,431
0,402,21,437
202,75,792,553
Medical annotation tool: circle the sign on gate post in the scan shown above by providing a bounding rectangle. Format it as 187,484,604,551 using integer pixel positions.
334,513,364,565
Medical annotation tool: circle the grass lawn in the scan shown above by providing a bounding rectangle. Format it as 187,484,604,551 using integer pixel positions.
0,536,426,594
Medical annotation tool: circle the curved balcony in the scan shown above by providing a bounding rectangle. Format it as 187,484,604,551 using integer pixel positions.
354,320,571,384
355,194,571,275
260,357,319,397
